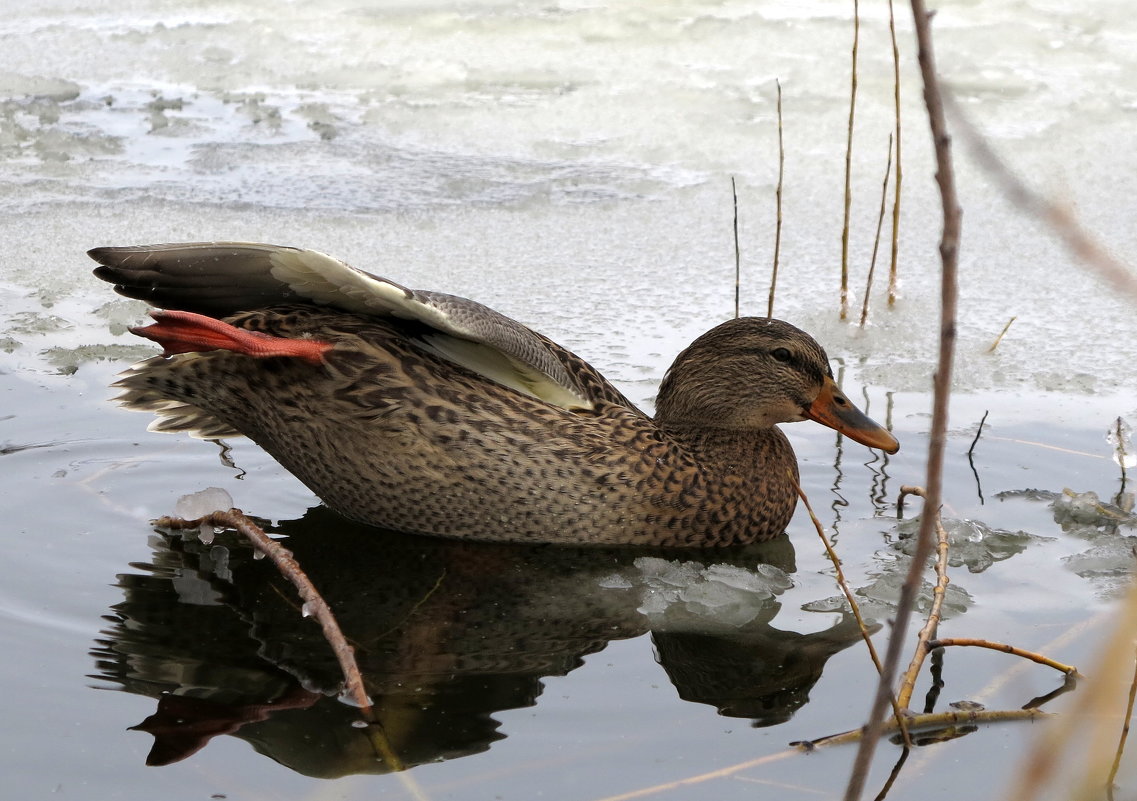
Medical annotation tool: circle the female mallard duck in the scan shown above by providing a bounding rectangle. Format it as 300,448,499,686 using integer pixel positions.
89,243,898,548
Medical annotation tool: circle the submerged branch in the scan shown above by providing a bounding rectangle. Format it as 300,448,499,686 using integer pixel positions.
155,507,415,781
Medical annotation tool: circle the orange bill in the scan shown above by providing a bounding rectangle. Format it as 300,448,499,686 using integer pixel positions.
804,376,899,453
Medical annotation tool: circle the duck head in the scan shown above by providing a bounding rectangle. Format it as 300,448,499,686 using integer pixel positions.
654,317,899,453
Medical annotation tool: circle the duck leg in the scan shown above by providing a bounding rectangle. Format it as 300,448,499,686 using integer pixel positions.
131,310,333,366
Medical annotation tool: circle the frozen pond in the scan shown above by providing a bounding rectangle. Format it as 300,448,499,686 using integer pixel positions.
2,1,1136,799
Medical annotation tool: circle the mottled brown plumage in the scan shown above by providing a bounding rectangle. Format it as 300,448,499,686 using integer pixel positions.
89,242,898,547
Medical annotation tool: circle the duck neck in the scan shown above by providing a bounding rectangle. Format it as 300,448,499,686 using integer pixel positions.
657,422,797,481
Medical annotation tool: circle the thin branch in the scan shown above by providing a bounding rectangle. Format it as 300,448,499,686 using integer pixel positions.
769,79,785,319
732,176,741,319
845,2,962,798
861,134,895,326
887,0,903,306
966,410,989,458
928,638,1082,678
840,0,860,321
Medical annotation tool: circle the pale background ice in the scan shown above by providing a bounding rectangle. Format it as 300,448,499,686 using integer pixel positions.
2,0,1136,416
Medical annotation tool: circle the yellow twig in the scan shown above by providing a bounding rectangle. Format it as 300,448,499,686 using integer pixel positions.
928,638,1083,679
987,316,1017,352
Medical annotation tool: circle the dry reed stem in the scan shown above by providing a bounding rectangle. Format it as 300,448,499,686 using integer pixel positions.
844,3,962,799
887,0,903,306
840,0,860,321
860,134,894,327
590,750,799,801
928,638,1082,678
732,176,741,319
795,482,911,744
988,316,1017,352
155,508,410,776
1106,644,1137,793
895,487,952,710
769,78,784,319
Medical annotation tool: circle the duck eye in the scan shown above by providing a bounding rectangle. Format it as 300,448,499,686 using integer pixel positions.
771,347,792,363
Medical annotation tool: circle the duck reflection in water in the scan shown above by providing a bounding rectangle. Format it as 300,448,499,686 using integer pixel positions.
91,507,870,777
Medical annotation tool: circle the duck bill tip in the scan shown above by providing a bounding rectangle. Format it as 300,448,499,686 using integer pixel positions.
805,379,899,454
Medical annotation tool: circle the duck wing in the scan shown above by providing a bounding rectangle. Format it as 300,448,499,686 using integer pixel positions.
89,242,632,411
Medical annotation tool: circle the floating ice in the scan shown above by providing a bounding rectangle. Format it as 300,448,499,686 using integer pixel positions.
597,573,634,589
850,573,973,621
1052,489,1137,537
628,556,791,629
173,487,234,520
1063,537,1137,578
894,517,1045,574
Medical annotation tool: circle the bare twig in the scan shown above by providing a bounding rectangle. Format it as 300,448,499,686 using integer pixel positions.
861,134,895,326
769,79,784,319
845,3,962,798
928,638,1082,678
732,176,741,319
968,410,989,457
887,0,903,306
840,0,860,320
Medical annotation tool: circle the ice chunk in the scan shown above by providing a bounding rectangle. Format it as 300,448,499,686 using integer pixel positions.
894,517,1044,573
173,487,234,520
1063,536,1137,578
630,557,790,629
635,556,702,587
1052,489,1137,537
840,572,973,622
597,573,634,589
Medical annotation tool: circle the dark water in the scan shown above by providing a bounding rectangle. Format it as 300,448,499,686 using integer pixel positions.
2,353,1133,800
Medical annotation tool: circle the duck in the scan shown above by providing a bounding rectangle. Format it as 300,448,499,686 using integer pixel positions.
89,242,898,548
